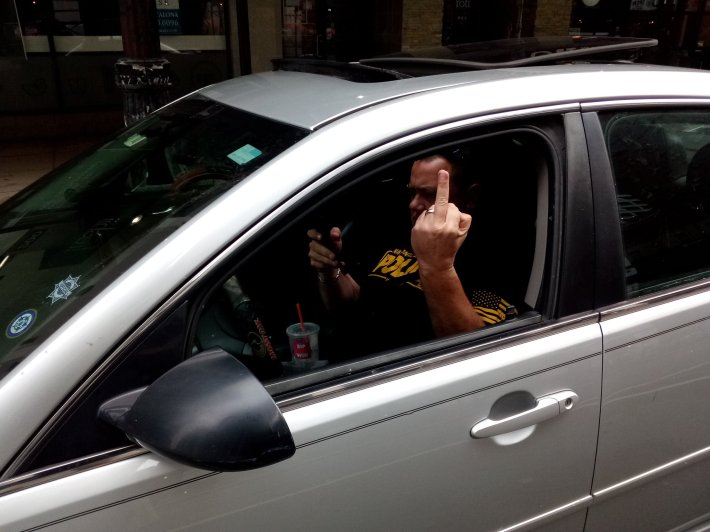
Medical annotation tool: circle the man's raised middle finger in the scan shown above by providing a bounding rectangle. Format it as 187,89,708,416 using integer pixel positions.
434,169,450,223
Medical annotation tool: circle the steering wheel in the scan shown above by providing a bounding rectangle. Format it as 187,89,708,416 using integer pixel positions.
174,169,233,190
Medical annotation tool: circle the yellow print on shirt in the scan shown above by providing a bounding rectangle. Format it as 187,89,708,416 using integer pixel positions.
370,248,420,286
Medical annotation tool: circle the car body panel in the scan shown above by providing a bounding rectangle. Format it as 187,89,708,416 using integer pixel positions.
586,457,710,530
1,321,601,531
587,290,710,530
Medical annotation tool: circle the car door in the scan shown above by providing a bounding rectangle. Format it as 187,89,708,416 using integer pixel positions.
0,111,602,532
583,107,710,530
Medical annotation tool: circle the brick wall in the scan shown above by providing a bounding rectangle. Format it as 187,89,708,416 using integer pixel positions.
534,0,573,36
402,0,444,50
401,0,574,48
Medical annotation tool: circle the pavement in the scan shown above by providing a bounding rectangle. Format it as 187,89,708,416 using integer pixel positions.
0,138,96,204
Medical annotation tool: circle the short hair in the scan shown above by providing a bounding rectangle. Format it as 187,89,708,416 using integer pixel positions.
415,148,471,189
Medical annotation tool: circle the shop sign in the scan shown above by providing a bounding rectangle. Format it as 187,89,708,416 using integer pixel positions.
630,0,658,11
157,0,182,35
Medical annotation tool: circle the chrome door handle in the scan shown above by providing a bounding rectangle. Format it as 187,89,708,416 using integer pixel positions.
470,390,579,439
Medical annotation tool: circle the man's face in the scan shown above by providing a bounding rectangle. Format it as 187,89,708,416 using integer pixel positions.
408,157,461,225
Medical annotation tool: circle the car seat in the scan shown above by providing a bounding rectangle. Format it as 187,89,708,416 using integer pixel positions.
607,119,685,224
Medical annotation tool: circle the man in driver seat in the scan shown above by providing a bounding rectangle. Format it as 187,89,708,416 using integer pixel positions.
307,151,517,350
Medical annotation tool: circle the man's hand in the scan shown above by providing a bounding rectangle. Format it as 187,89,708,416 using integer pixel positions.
411,169,482,335
307,227,343,271
411,169,472,274
307,226,360,308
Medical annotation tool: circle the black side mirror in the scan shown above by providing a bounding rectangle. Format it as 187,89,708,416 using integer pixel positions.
98,348,295,471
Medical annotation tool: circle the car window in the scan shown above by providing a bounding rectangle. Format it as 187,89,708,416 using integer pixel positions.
602,110,710,297
0,96,308,381
192,127,554,390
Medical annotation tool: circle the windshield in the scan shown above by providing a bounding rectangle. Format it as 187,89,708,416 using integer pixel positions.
0,96,308,378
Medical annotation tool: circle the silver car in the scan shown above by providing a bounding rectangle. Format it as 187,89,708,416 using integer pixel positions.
2,41,710,531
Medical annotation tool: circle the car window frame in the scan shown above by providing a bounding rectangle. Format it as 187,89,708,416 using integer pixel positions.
187,113,574,399
581,100,710,312
581,111,627,309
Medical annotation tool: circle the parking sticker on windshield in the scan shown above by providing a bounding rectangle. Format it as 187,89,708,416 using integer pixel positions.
47,274,81,304
123,134,147,148
227,144,262,165
6,309,37,339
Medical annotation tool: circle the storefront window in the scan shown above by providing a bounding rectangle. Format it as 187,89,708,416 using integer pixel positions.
1,0,24,57
691,0,710,11
282,0,317,58
53,1,83,36
281,0,400,61
3,0,228,113
16,0,224,47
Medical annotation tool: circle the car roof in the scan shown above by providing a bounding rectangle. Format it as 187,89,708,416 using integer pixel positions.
198,63,710,131
197,68,498,129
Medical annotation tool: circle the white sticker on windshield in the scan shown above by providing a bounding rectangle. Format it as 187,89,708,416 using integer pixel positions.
47,275,81,305
6,309,37,339
124,134,147,148
227,144,262,165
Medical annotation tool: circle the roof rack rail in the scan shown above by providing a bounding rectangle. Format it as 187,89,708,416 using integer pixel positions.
273,37,659,82
272,58,411,82
359,37,658,76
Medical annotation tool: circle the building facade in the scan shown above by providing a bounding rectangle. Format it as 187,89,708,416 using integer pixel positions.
1,0,709,121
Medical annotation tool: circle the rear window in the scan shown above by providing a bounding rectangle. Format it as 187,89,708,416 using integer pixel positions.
0,96,308,378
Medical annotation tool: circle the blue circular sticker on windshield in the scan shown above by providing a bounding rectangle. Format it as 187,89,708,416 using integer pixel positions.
6,309,37,339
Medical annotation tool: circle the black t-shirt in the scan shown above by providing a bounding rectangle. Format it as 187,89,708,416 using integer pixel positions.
344,228,517,351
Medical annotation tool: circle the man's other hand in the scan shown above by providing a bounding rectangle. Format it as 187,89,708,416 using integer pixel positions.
307,227,343,271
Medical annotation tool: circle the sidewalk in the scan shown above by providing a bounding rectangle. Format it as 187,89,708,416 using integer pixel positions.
0,138,96,204
0,109,124,205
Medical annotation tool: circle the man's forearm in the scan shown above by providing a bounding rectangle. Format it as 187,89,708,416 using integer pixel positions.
419,267,484,337
318,272,361,311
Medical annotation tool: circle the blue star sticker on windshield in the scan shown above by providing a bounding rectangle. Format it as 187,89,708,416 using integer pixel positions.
47,275,81,305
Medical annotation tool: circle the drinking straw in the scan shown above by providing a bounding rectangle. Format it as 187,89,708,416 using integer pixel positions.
296,302,306,332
